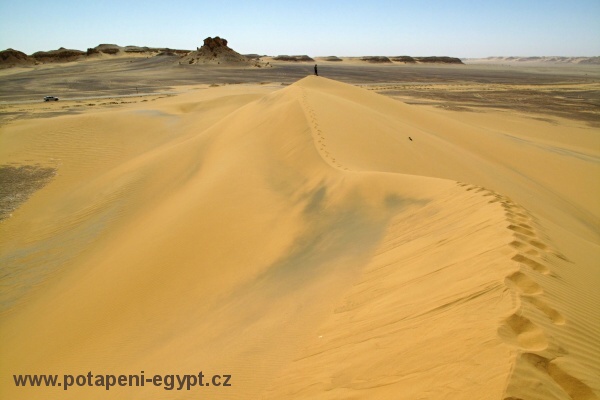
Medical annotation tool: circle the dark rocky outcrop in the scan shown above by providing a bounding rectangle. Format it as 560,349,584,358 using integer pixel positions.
414,56,463,64
2,43,191,67
358,55,462,64
88,44,188,57
361,56,392,63
273,55,315,62
32,47,85,62
180,36,258,65
391,56,416,63
322,56,343,62
0,48,35,68
201,37,229,51
99,47,120,55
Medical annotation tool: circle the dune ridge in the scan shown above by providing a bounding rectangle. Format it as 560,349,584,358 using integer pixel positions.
263,78,599,399
1,77,598,399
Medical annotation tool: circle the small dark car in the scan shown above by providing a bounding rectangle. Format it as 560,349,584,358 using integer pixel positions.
44,96,59,102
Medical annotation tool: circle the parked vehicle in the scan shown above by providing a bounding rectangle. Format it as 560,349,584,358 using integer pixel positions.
44,96,59,101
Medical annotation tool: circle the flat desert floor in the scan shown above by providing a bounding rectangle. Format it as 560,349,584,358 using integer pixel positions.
1,59,599,399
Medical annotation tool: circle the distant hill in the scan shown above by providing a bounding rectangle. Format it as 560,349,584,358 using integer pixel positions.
0,48,35,68
414,56,463,64
361,56,393,63
312,56,463,64
465,56,600,65
0,44,191,68
19,42,597,70
31,47,85,62
321,56,343,62
391,56,416,63
0,44,192,68
86,44,189,57
273,55,315,62
0,38,270,69
362,56,463,64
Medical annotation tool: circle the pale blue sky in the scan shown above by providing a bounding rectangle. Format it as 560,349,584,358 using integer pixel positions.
1,0,598,57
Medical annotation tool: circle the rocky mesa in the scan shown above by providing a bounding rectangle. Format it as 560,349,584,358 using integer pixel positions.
180,36,267,67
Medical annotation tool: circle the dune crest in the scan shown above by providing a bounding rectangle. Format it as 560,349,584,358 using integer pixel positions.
1,77,598,399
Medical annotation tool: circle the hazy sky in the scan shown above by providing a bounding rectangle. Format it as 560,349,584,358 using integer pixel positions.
1,0,599,57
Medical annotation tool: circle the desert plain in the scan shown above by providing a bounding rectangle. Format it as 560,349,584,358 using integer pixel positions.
0,51,599,399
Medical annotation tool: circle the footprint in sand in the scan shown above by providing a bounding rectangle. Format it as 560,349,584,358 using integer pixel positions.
506,271,543,295
512,254,551,275
524,248,540,257
513,234,566,265
482,188,581,398
501,204,518,213
510,240,529,250
523,239,547,250
499,313,548,351
525,297,566,325
521,353,596,400
516,222,533,230
508,224,536,237
507,213,530,223
503,206,523,216
487,193,505,203
509,241,541,257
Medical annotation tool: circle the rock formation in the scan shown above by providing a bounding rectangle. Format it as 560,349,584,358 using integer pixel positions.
414,56,463,64
322,56,343,62
361,56,393,63
273,55,315,62
31,47,86,62
391,56,416,63
180,36,260,66
0,48,35,68
362,56,463,64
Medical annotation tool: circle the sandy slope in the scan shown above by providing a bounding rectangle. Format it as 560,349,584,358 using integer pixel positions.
0,77,598,399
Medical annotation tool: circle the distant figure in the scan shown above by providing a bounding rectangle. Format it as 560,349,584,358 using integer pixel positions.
314,64,318,76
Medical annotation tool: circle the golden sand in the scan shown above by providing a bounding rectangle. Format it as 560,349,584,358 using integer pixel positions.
1,76,598,399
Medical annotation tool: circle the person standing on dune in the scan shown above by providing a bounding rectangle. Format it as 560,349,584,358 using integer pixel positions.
314,64,318,76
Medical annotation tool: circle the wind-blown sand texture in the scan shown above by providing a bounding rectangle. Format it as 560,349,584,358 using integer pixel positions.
1,74,599,399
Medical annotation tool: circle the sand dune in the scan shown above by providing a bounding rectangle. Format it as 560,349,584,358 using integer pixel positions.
1,77,598,399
